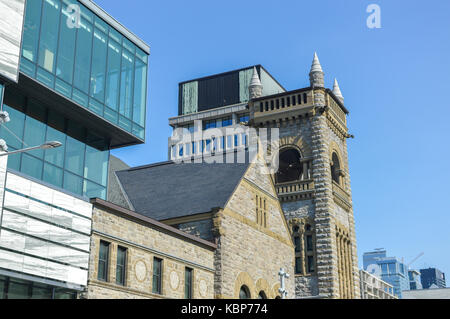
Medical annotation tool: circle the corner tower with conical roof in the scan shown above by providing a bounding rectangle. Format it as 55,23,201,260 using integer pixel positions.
248,52,360,299
249,66,263,99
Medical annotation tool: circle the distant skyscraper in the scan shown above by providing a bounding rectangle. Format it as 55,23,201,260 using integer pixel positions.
420,268,446,289
363,249,409,298
408,270,422,290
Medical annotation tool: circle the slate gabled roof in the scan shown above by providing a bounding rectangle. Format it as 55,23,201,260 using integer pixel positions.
115,160,251,221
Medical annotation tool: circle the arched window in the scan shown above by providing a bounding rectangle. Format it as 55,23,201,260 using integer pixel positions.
331,152,341,184
239,285,251,299
276,148,302,183
258,291,267,299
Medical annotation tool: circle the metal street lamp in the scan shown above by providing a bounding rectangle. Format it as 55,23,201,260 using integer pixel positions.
0,141,62,156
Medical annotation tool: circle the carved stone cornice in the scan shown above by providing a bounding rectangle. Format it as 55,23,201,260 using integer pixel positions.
332,182,352,212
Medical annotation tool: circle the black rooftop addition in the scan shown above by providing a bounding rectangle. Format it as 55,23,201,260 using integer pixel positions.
115,160,251,221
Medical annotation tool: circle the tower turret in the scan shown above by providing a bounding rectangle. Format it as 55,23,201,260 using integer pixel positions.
249,66,263,99
309,52,324,88
332,78,344,104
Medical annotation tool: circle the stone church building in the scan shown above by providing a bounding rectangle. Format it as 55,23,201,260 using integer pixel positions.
86,53,360,299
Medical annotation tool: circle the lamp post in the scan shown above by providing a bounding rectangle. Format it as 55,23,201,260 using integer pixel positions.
0,141,62,156
0,108,62,155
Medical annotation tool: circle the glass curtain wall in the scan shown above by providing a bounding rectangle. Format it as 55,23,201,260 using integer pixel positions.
0,83,4,108
0,97,109,199
0,275,77,299
20,0,148,140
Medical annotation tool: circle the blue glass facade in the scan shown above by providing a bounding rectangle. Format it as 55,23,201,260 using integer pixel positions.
20,0,148,140
0,83,3,108
363,250,410,298
0,92,109,199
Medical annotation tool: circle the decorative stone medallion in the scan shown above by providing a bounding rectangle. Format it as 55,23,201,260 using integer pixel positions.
199,279,208,297
134,260,147,282
169,271,179,290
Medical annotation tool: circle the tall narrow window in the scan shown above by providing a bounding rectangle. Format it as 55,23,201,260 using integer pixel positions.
295,257,302,274
304,224,315,274
255,195,268,227
255,195,260,224
307,256,315,273
294,237,301,252
116,246,127,286
38,0,60,73
73,17,93,94
90,27,108,103
56,0,77,84
306,235,313,251
98,241,110,281
185,268,193,299
263,199,267,227
152,257,163,294
22,0,43,63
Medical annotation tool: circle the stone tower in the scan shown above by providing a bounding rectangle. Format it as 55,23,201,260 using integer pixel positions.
248,53,360,299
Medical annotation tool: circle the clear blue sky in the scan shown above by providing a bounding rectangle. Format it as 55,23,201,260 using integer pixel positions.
95,0,450,284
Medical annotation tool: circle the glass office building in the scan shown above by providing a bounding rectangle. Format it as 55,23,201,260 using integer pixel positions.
20,0,147,140
0,97,109,199
363,249,410,298
0,0,149,299
0,0,150,199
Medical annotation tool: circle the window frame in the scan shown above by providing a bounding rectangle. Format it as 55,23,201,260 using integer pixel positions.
184,267,193,299
98,240,110,281
152,257,163,295
116,245,127,286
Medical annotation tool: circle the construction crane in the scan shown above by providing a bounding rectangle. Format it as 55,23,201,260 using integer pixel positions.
407,252,424,268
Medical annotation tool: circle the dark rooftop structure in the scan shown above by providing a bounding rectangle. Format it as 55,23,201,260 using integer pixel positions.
178,65,285,116
115,157,253,221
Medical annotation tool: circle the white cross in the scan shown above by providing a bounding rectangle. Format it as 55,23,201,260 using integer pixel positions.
278,268,290,299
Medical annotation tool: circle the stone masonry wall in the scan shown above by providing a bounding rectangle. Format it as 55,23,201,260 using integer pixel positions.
87,206,215,299
326,120,360,298
214,162,295,299
310,112,339,298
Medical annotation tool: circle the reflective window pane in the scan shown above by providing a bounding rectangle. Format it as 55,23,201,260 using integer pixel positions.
23,116,46,159
0,105,25,150
7,279,30,299
43,163,63,188
44,126,66,167
84,145,108,186
31,285,53,299
73,18,93,94
65,136,85,175
22,0,43,62
90,28,108,103
63,171,83,196
56,0,77,84
21,154,43,180
119,49,134,118
38,0,61,73
7,152,21,172
105,38,121,110
54,288,76,299
83,180,106,199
